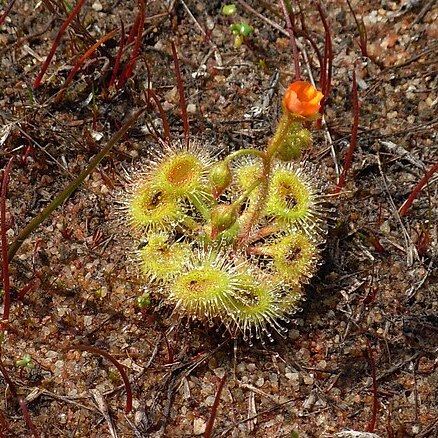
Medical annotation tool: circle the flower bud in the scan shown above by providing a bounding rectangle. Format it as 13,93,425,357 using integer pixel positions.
210,204,238,239
222,4,237,16
230,23,254,37
276,128,312,162
136,291,151,309
209,161,232,199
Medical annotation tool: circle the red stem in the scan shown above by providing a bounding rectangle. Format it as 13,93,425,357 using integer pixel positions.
33,0,87,88
108,20,125,89
125,7,140,45
171,41,190,145
204,375,226,438
18,398,41,438
72,345,133,414
316,0,333,132
0,356,40,437
317,2,333,98
17,278,40,300
279,0,301,81
399,160,438,217
1,158,14,328
297,5,323,74
56,29,118,102
0,0,16,26
147,88,171,143
337,70,359,192
366,339,378,432
117,55,141,89
118,0,145,87
346,0,368,57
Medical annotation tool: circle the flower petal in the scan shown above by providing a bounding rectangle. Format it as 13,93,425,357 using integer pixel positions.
283,81,324,117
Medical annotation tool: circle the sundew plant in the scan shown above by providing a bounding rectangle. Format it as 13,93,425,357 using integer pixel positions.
126,81,328,342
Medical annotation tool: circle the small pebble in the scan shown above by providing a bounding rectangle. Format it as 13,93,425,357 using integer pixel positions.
205,395,215,407
286,372,300,382
288,329,300,340
187,103,196,114
303,375,314,385
255,377,265,387
92,1,103,11
213,367,226,378
193,418,206,435
247,363,256,372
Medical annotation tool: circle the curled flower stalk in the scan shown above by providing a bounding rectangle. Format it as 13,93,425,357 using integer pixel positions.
123,81,328,342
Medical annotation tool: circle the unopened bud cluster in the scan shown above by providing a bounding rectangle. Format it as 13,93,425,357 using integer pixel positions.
125,81,328,342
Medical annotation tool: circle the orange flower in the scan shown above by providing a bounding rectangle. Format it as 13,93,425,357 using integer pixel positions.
283,81,324,117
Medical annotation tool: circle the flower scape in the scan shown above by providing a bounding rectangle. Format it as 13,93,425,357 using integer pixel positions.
125,81,327,342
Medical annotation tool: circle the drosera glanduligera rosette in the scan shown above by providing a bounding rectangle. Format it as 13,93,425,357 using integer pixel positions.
125,81,328,343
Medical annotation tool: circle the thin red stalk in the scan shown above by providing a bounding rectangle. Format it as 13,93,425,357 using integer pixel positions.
399,160,438,217
315,2,332,129
163,333,174,364
318,33,327,91
147,88,171,143
18,398,40,437
346,0,368,57
72,345,133,414
366,339,378,432
317,2,333,101
127,0,145,77
140,96,163,142
117,55,142,89
108,20,125,89
297,3,323,73
368,234,386,254
279,0,301,81
0,0,16,26
142,105,162,142
118,0,145,87
204,375,226,438
125,9,141,45
171,41,190,145
33,0,87,88
17,278,40,300
1,158,14,328
56,29,118,102
0,357,40,437
0,411,8,436
337,71,359,192
142,55,152,94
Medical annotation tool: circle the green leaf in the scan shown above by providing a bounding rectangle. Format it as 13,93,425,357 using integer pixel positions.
230,23,254,37
222,4,237,16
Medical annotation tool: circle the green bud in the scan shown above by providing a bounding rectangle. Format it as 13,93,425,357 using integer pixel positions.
209,161,232,198
276,128,312,162
136,291,151,309
230,23,254,37
234,34,244,49
222,4,237,16
16,354,34,369
210,204,238,239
